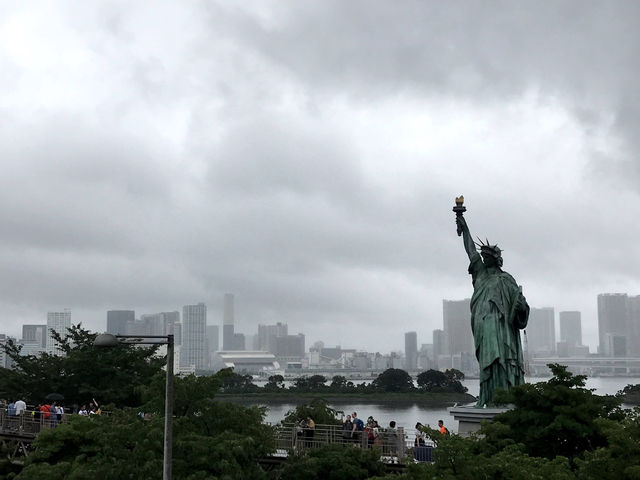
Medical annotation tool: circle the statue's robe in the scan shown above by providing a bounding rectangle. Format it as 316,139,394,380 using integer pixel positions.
469,253,529,406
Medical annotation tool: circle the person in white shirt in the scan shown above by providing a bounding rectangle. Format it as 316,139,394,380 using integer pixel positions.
14,399,26,415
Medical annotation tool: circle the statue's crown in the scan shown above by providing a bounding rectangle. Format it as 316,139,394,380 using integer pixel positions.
474,237,502,257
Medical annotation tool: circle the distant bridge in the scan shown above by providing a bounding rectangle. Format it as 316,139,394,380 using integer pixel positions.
529,357,640,376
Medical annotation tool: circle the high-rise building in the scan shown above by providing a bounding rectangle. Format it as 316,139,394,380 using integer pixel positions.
107,310,134,336
46,310,71,356
206,325,219,352
628,295,640,357
0,334,16,368
258,322,288,353
598,294,629,356
22,324,47,348
245,333,259,350
559,311,582,347
173,322,182,346
443,299,474,356
527,307,555,355
606,333,627,357
181,303,207,369
141,313,166,336
222,293,235,350
274,334,305,362
206,325,219,369
404,331,418,370
433,329,447,356
138,311,180,339
233,333,246,350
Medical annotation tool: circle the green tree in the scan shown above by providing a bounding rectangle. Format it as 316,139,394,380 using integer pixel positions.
574,407,640,480
220,371,258,393
416,369,449,391
444,368,465,382
282,399,341,425
486,363,623,462
291,375,327,392
416,369,467,393
329,375,348,392
0,324,163,407
15,370,275,480
370,368,414,392
264,374,285,392
278,444,386,480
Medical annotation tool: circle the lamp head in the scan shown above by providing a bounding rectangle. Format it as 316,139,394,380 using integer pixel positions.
93,333,119,348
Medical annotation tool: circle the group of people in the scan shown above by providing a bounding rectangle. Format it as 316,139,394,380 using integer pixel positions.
414,420,449,446
340,412,403,452
341,412,449,448
0,397,103,431
295,416,316,447
78,399,102,416
2,398,27,416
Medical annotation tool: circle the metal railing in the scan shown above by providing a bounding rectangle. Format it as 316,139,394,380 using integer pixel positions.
273,423,436,462
0,408,71,437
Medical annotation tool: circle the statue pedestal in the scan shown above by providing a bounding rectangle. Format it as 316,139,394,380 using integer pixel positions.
448,405,511,436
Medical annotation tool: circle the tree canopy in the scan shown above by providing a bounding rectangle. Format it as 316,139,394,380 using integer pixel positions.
0,324,164,407
416,369,467,393
486,363,623,461
14,370,275,480
370,368,414,392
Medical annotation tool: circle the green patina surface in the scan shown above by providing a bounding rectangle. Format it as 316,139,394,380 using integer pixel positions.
456,206,530,407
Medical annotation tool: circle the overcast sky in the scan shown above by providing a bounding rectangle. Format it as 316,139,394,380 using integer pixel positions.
1,1,639,353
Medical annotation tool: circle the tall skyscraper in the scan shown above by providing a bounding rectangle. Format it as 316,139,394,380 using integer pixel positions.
258,322,288,353
181,303,207,369
433,329,447,356
245,333,259,350
163,311,181,344
173,322,182,346
559,311,582,347
138,311,180,339
598,294,629,356
0,334,16,368
443,299,474,356
46,310,71,356
141,313,165,336
107,310,134,335
206,325,219,351
206,325,219,369
222,293,234,350
22,324,47,348
527,307,555,354
404,331,418,370
274,334,305,362
233,333,246,350
629,295,640,357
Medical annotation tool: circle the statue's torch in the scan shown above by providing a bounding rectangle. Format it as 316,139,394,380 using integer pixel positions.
453,195,466,236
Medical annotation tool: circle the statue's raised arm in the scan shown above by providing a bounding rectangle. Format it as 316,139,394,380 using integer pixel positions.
453,196,477,261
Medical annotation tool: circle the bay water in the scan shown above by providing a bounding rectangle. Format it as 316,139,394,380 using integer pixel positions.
255,376,639,433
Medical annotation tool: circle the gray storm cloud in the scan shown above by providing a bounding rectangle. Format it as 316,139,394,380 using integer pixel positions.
0,1,638,351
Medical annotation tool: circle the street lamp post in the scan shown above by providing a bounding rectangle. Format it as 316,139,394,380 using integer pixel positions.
94,333,174,480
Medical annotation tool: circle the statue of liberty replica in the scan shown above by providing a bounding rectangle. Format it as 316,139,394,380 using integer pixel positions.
454,196,530,407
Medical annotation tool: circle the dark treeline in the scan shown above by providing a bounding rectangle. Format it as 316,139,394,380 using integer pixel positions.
220,367,468,394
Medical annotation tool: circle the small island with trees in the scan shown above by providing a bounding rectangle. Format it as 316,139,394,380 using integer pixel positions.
218,367,476,407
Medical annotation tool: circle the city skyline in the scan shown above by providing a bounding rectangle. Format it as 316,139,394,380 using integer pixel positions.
4,290,639,358
1,2,639,354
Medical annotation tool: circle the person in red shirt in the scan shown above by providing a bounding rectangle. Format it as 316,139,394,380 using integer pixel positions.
40,403,50,420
